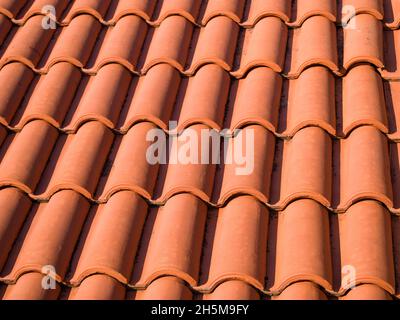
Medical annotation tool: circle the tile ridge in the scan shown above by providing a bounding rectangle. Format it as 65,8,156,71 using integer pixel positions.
0,269,397,299
2,58,398,81
2,7,398,30
2,113,400,143
1,186,399,216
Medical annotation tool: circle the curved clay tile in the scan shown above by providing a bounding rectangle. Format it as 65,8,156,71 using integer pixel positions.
153,0,202,26
285,66,336,137
158,124,217,204
385,0,400,29
187,16,239,75
201,0,245,25
63,64,131,132
229,67,282,133
339,127,393,212
232,17,287,77
287,16,338,79
272,282,328,300
0,16,55,70
0,126,7,147
217,126,275,205
133,194,208,289
198,196,269,294
0,190,90,285
382,28,400,79
61,0,112,25
203,280,260,300
68,274,126,300
343,14,384,70
68,192,148,287
0,63,34,127
177,64,230,131
43,15,102,72
276,128,332,209
38,121,114,201
0,121,58,194
87,15,148,74
0,189,32,271
340,284,393,300
141,16,194,74
121,64,181,132
243,0,291,26
342,65,388,136
15,63,82,130
110,0,156,25
290,0,337,27
269,200,333,294
1,273,61,300
133,276,192,300
341,0,384,23
98,123,160,202
338,201,395,295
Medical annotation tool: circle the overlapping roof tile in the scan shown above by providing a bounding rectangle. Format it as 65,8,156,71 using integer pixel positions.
0,0,399,300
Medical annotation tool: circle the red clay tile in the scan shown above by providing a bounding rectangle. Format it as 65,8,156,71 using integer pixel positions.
14,63,81,130
342,65,387,136
273,282,327,300
284,66,336,137
69,192,148,286
198,196,269,293
273,127,332,209
232,17,287,76
201,0,245,25
133,276,192,300
68,274,126,300
339,127,392,212
87,15,148,74
291,0,336,27
121,64,181,132
62,0,112,25
0,0,25,18
342,0,384,22
142,16,193,73
0,0,400,301
228,67,282,133
287,16,338,78
0,15,55,70
133,194,208,289
269,200,332,294
338,201,395,294
244,0,291,26
340,284,393,300
187,16,239,75
217,126,275,205
343,14,384,70
97,123,160,201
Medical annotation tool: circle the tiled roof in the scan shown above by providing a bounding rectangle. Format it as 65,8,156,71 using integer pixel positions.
0,0,399,300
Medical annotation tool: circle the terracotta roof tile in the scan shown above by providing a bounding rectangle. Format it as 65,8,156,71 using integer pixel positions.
0,0,400,300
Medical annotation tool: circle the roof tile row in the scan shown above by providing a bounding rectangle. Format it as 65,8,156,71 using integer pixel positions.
1,0,400,29
2,13,400,79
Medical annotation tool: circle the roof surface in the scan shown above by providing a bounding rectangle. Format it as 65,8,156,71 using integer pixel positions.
0,0,399,300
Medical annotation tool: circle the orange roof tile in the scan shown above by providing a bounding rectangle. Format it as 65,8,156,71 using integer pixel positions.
0,0,399,300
